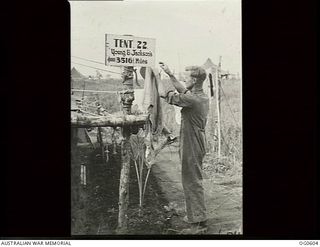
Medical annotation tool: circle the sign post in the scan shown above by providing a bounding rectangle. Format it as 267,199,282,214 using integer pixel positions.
117,64,134,234
105,34,155,233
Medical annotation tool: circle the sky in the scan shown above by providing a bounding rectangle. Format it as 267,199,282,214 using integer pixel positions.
70,0,241,78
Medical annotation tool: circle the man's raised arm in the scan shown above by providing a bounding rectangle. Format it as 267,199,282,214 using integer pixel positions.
157,62,195,108
159,62,187,94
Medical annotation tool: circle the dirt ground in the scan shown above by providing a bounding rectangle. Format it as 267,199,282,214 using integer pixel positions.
71,140,242,235
152,143,242,235
72,144,172,235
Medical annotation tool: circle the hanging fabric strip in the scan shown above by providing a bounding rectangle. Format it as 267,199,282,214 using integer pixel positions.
140,67,164,136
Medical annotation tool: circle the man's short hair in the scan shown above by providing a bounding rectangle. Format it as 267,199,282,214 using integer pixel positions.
185,66,207,82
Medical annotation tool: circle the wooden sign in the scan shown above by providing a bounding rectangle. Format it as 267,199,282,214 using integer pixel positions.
105,34,156,67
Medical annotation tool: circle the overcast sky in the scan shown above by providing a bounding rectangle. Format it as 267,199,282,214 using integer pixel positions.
71,0,241,78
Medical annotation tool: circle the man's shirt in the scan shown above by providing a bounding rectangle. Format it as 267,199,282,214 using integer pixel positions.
165,90,209,161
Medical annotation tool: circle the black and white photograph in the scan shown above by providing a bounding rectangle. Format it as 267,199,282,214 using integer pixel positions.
70,0,242,235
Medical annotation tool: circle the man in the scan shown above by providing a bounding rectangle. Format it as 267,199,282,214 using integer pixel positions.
158,62,209,232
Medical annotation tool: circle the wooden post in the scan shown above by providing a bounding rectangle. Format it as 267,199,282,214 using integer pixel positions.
112,127,117,155
71,128,80,209
116,64,135,234
215,56,222,158
96,102,106,162
82,80,86,100
209,70,216,153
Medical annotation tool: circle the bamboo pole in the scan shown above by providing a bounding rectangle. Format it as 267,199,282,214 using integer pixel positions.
216,56,222,158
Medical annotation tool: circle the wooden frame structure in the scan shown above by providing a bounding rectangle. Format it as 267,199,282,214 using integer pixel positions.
71,65,148,234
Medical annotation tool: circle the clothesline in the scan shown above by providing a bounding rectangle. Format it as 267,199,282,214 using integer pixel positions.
71,55,105,65
71,61,122,75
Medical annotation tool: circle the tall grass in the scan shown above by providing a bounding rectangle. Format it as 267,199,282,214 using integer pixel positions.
204,78,242,184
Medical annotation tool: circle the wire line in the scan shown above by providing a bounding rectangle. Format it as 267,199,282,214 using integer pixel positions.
71,55,105,65
71,89,119,94
219,83,240,129
71,61,122,75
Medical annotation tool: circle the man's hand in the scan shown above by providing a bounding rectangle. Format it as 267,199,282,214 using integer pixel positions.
159,62,173,76
159,62,187,94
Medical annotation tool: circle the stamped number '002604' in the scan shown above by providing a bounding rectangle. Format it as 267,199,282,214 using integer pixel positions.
299,241,319,245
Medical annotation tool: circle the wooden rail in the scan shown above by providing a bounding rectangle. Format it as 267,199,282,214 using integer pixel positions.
71,112,148,128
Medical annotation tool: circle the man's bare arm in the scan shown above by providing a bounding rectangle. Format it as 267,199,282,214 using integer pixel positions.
159,62,187,94
168,74,187,93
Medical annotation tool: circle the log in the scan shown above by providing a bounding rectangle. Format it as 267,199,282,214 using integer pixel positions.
71,112,148,128
117,128,131,233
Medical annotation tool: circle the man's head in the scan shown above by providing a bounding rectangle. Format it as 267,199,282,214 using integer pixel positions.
183,66,207,90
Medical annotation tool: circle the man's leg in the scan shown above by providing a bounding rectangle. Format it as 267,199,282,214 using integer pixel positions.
181,155,207,224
